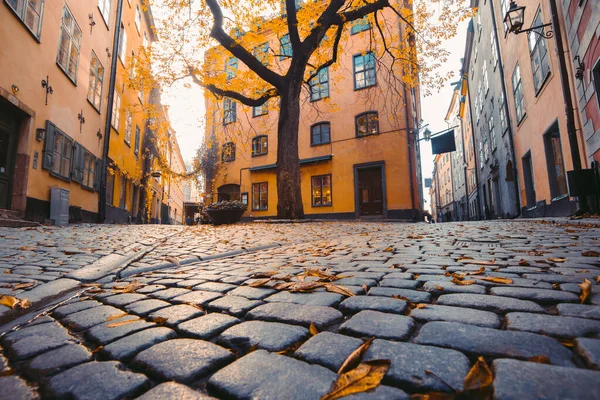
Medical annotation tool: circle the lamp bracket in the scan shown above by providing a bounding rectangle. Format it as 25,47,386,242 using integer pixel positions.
514,23,553,39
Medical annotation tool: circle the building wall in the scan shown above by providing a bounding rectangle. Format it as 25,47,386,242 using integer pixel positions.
562,0,600,163
493,0,584,217
433,153,454,221
207,7,421,219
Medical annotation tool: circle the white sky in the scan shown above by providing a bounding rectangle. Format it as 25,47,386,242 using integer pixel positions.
159,5,470,204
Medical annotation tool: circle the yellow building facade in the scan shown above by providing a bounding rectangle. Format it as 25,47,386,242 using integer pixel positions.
206,7,422,220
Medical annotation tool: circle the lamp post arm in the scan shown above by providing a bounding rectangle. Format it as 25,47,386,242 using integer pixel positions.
515,22,553,38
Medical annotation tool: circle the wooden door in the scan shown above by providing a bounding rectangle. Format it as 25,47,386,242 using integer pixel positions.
0,110,18,210
358,167,383,216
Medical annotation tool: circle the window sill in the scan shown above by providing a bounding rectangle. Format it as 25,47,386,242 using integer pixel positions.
252,153,267,157
252,208,268,212
310,96,329,103
533,72,552,99
252,113,268,118
311,204,332,208
551,193,569,202
46,169,71,183
356,132,379,139
56,62,78,86
354,83,377,91
87,99,102,115
111,125,119,134
310,142,330,147
81,184,95,192
125,140,131,147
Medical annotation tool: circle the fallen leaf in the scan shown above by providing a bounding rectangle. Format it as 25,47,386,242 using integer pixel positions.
338,338,374,374
107,318,140,328
106,313,128,322
468,267,486,276
410,393,455,400
252,271,279,278
451,277,476,286
310,323,318,336
548,257,567,263
91,346,104,354
416,304,428,309
112,280,145,293
296,256,307,263
362,284,368,293
0,295,30,309
87,288,105,294
478,276,513,284
12,282,35,290
527,355,551,364
383,247,394,252
518,259,531,266
552,282,561,290
153,316,168,325
272,281,295,290
463,356,493,392
290,281,325,293
18,246,37,251
81,283,102,287
323,359,390,400
582,251,600,257
451,272,466,279
457,256,474,261
324,284,355,297
248,278,272,288
559,339,575,348
434,284,445,291
461,259,497,266
579,279,592,304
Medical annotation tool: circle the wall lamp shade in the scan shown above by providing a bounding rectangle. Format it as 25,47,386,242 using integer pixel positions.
504,1,526,33
35,128,45,142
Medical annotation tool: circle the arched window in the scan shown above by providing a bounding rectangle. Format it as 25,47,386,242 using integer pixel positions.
355,112,379,137
311,122,330,146
252,135,268,156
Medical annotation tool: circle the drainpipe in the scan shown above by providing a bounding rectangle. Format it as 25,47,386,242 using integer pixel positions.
489,0,522,217
403,84,417,220
99,0,125,222
459,114,470,220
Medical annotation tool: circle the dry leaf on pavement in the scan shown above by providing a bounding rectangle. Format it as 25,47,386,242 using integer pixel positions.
165,257,180,266
12,282,35,290
383,247,394,252
518,259,530,266
106,313,127,322
0,295,30,309
527,355,551,364
468,267,486,276
338,338,374,374
107,318,140,328
322,359,390,400
478,277,513,285
324,284,355,297
248,278,272,288
579,279,592,304
153,316,168,325
112,280,145,293
309,323,318,336
463,356,493,392
582,251,600,257
251,271,279,278
451,277,476,286
548,257,567,263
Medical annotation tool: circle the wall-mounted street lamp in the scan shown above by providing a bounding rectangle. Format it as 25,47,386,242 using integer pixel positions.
504,1,553,39
41,76,53,105
77,110,86,133
574,56,584,81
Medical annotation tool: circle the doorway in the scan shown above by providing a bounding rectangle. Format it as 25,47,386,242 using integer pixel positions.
522,152,536,208
0,103,20,210
355,163,385,217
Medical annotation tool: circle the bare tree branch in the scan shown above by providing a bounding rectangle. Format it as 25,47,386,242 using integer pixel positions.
305,23,344,84
285,0,302,50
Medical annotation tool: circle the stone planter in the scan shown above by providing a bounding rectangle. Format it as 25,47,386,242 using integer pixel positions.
206,209,245,225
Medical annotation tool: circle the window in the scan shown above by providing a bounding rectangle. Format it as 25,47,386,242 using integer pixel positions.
490,31,498,69
483,63,489,96
135,5,141,32
355,112,379,136
544,124,568,199
111,90,121,130
280,34,292,60
252,182,268,210
87,52,104,111
222,142,235,162
252,135,268,156
119,176,127,209
223,98,236,125
57,5,82,83
41,121,73,180
143,32,149,48
7,0,44,37
311,122,330,145
311,175,332,206
134,125,141,156
594,62,600,111
351,17,370,34
500,0,509,32
118,23,127,63
225,57,238,80
528,9,551,93
106,172,115,205
498,93,508,134
488,115,496,150
82,149,96,189
309,67,329,101
253,43,269,66
124,110,132,145
353,52,376,89
98,0,110,25
253,101,268,117
512,64,525,123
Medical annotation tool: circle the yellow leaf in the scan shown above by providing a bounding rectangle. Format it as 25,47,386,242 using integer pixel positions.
309,323,318,336
165,257,180,266
153,316,168,325
107,318,140,328
92,346,103,354
468,267,485,276
338,338,374,375
12,282,35,290
248,278,272,288
527,355,551,364
415,303,428,309
383,247,394,252
457,256,473,261
434,284,445,291
582,251,600,257
0,295,30,309
518,259,530,266
112,280,145,293
451,277,476,286
579,279,592,304
362,284,368,293
559,339,575,348
251,271,279,278
548,257,567,263
463,356,493,392
18,246,37,251
81,283,102,287
478,276,513,284
323,360,390,400
324,284,355,297
106,313,128,322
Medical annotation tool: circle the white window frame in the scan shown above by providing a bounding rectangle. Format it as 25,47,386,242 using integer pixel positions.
118,22,127,64
87,52,104,111
56,4,82,83
112,90,121,130
6,0,44,38
135,5,141,33
98,0,110,26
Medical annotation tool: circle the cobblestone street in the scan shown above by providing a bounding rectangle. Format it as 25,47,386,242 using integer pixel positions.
1,219,600,399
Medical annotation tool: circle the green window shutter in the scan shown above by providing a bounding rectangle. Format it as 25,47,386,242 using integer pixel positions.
42,121,56,170
94,158,102,191
72,143,84,183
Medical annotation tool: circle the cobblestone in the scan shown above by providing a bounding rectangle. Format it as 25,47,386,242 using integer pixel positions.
340,310,415,340
25,344,91,377
0,376,38,400
136,382,217,400
294,332,364,371
247,303,343,329
339,295,407,314
506,312,600,338
177,313,240,340
410,304,501,328
87,316,155,344
102,327,176,360
148,305,204,326
575,338,600,370
436,293,546,313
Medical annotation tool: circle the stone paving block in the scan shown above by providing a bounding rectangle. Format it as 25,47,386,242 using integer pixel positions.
246,302,343,329
506,312,600,338
207,296,262,317
415,275,453,282
410,304,501,328
337,385,409,400
226,286,276,300
263,291,343,307
0,352,7,372
173,290,221,306
102,293,148,307
135,284,167,294
339,295,407,315
421,281,487,294
521,273,591,283
217,321,309,352
151,288,191,300
148,305,204,327
334,277,378,287
2,323,77,361
26,344,91,377
367,287,431,302
132,339,233,383
62,305,127,331
102,327,176,361
472,277,553,289
379,279,421,289
175,279,208,288
207,350,336,399
363,339,470,392
53,300,103,319
153,278,183,286
87,316,156,345
340,310,415,341
193,282,236,293
15,278,80,304
294,331,364,371
415,321,574,367
177,313,240,340
560,282,600,294
45,361,150,400
436,293,545,313
136,382,217,400
383,272,413,280
493,359,600,400
575,338,600,370
125,299,171,316
557,303,600,320
0,376,38,400
490,287,579,303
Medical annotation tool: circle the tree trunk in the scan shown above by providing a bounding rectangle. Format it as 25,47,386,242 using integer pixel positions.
276,79,304,219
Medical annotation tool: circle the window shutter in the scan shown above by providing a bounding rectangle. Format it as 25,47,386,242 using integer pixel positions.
42,121,56,170
94,159,102,191
71,143,82,183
